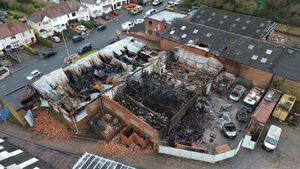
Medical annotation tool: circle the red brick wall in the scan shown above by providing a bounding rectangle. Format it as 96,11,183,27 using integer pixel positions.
145,18,169,42
272,76,300,100
100,95,160,144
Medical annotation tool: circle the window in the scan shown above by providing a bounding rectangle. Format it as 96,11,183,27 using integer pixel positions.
72,12,76,17
148,30,152,35
11,35,16,39
29,30,32,34
22,33,25,37
149,21,152,25
164,25,167,29
67,14,69,18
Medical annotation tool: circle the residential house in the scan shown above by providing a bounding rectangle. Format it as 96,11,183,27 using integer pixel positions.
27,0,90,38
161,19,300,99
112,0,129,10
0,23,36,55
80,0,103,18
102,0,113,13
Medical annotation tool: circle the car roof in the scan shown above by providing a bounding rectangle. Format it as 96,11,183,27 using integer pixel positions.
268,125,282,139
31,69,39,73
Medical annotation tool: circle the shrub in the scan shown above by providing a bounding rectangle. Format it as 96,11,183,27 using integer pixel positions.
36,34,53,48
22,44,38,55
79,20,94,29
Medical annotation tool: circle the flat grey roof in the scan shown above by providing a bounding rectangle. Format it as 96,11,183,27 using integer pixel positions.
148,10,187,24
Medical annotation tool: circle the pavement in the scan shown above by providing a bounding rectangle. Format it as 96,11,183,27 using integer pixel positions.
1,118,300,169
0,3,167,97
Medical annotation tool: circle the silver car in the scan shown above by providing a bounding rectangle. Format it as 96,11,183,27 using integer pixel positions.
229,85,246,102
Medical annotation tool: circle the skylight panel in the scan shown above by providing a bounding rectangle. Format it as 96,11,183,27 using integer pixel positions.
251,55,258,60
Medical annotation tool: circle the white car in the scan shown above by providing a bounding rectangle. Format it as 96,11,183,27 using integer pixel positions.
122,21,135,31
26,69,41,80
134,19,144,24
144,9,157,18
229,85,246,102
76,25,87,31
263,125,282,151
50,36,61,43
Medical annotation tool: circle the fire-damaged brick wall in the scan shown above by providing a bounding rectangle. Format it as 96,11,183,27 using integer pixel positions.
100,95,160,144
160,39,273,88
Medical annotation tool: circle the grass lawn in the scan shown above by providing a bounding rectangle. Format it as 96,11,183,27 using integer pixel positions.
75,49,97,61
7,114,22,126
8,10,27,18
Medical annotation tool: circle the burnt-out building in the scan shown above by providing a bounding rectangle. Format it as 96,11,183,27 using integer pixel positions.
32,37,165,133
160,19,300,98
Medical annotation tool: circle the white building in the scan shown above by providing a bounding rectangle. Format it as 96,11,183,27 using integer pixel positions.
80,0,103,18
112,0,129,10
27,0,90,38
0,23,36,55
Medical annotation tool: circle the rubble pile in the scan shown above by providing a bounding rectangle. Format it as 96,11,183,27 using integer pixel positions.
169,99,214,146
33,109,70,140
124,73,194,119
114,93,168,131
98,136,153,160
65,63,124,98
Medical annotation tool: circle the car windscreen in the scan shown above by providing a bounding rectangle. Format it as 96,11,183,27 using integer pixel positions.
266,136,278,145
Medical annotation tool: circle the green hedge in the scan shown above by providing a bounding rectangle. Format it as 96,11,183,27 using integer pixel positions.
36,34,53,48
79,20,94,29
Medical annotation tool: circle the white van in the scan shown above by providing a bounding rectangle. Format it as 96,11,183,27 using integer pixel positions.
263,125,282,151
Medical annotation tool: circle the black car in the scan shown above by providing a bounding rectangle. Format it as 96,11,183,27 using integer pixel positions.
42,49,57,58
77,43,92,55
97,25,106,31
91,20,99,27
72,35,84,43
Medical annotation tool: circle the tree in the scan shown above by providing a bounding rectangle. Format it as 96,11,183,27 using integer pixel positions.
266,0,287,7
22,4,36,14
203,0,224,8
223,2,234,11
235,0,257,15
8,2,21,10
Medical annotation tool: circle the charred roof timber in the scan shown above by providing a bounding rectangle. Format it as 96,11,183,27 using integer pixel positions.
32,37,163,113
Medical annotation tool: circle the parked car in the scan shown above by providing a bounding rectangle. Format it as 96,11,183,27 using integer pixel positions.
76,25,87,31
72,35,84,43
50,36,61,43
173,0,181,5
153,0,163,6
101,13,112,21
91,20,99,27
122,21,135,31
134,18,144,24
129,5,143,15
263,125,282,151
222,122,237,138
26,69,41,80
229,85,246,102
144,9,156,18
77,43,92,55
42,49,57,58
111,10,119,16
236,110,248,123
97,24,106,31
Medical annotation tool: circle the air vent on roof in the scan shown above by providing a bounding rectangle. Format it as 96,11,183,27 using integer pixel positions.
251,55,258,60
219,21,224,24
260,23,265,27
261,57,268,63
236,18,240,22
242,26,246,30
206,33,212,37
256,29,261,33
266,49,272,55
212,12,216,16
207,18,212,21
193,29,198,34
248,44,255,50
223,15,228,19
181,26,186,30
170,30,175,34
182,34,187,38
195,41,208,48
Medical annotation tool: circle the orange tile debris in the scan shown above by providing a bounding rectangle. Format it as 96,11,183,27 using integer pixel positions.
33,109,70,140
98,136,153,160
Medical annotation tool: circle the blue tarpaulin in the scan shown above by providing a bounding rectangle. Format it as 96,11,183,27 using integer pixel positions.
0,106,10,122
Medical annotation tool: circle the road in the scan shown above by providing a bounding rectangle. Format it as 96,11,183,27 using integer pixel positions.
0,3,166,97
